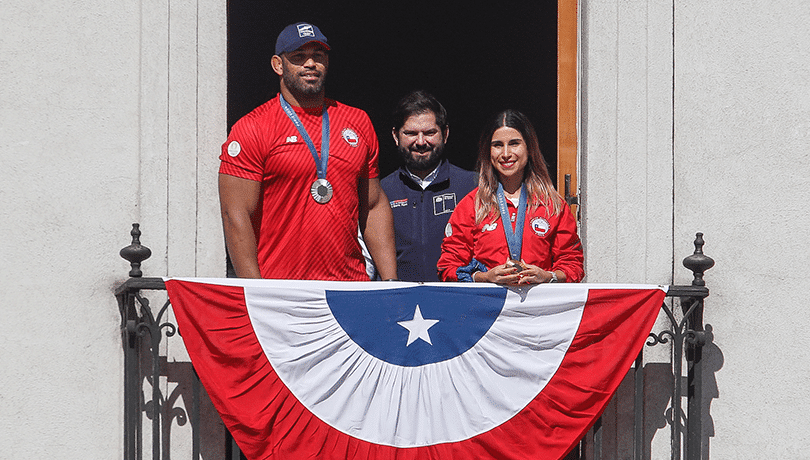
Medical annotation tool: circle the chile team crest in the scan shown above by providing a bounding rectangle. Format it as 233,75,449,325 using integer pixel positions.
531,217,551,236
342,128,359,147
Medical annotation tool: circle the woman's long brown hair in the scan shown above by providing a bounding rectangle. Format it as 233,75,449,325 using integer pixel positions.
474,109,563,224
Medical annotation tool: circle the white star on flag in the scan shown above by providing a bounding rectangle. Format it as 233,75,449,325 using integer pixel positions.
397,305,439,346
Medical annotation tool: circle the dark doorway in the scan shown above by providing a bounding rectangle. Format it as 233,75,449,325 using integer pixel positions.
227,1,558,180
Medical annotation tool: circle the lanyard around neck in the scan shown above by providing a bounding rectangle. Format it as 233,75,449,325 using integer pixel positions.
496,183,528,261
279,94,330,180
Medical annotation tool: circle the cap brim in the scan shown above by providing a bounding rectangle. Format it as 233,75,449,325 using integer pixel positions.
302,40,330,51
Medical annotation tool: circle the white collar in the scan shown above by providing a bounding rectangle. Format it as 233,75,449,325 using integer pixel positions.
405,164,441,190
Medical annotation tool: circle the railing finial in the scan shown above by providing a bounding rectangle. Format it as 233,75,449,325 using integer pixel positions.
120,223,152,278
683,232,714,287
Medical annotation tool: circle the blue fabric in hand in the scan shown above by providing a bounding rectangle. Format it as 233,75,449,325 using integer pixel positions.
456,258,488,283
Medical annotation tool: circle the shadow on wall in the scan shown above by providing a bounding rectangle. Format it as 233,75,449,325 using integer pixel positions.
595,337,723,460
140,353,226,459
700,333,723,460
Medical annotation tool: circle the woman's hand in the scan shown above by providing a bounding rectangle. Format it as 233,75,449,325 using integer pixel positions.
515,261,566,285
511,261,549,285
474,260,521,285
475,260,566,285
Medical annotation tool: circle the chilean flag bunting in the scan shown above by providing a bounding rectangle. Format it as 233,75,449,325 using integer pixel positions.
164,278,667,460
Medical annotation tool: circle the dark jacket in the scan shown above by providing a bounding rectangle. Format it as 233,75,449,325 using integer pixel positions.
381,160,478,281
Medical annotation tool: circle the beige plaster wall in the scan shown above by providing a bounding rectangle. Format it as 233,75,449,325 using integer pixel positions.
0,0,226,457
673,1,810,457
581,0,810,457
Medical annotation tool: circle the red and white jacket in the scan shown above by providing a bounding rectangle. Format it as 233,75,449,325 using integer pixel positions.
438,189,584,282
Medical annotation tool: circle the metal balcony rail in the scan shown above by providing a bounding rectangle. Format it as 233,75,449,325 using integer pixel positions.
116,224,713,460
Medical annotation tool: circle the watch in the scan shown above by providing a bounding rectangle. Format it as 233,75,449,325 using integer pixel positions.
548,271,558,283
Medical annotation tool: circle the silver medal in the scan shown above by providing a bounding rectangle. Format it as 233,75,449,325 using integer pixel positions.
311,178,333,204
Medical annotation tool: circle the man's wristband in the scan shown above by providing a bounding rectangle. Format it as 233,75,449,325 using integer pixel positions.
548,271,558,283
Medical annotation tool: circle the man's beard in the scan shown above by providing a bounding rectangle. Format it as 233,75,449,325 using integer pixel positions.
398,141,445,173
282,67,326,96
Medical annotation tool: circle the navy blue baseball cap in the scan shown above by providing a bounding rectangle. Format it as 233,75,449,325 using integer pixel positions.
275,22,330,55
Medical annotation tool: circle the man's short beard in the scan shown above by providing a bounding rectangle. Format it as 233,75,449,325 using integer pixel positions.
282,67,326,96
399,142,445,173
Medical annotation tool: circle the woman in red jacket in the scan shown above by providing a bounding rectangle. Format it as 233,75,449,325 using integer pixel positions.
437,109,584,284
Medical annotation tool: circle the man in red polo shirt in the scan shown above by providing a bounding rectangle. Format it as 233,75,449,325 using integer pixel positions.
219,22,397,281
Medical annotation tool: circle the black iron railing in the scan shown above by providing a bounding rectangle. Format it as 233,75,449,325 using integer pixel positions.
116,224,713,460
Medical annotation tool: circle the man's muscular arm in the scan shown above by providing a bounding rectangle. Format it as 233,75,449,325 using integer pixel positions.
359,177,398,280
219,173,263,278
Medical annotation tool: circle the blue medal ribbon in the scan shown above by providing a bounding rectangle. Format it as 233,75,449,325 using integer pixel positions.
279,94,330,180
496,183,528,261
